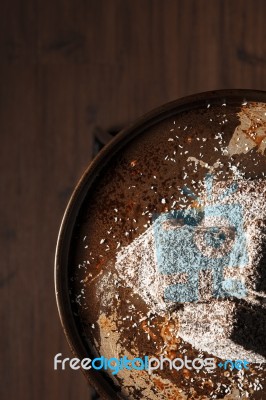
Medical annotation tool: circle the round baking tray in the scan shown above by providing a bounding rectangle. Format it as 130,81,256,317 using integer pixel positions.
55,89,266,399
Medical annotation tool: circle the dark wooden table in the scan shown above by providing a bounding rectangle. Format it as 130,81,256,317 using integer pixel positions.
0,1,265,399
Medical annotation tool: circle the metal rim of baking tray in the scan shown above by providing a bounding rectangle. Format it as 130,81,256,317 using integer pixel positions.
55,89,266,399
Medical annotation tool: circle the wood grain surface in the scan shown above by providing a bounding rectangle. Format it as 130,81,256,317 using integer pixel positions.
0,1,266,399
